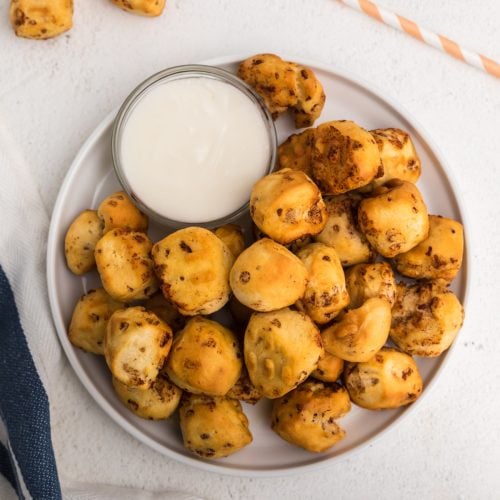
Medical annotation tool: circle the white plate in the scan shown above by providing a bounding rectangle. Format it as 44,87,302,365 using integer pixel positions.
47,55,469,477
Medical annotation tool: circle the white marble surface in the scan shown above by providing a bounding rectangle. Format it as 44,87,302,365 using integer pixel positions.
1,0,499,498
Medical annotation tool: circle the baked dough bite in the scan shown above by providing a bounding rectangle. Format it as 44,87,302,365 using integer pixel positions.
314,194,375,266
230,238,307,312
344,347,423,409
393,215,464,282
165,317,242,396
271,381,351,452
144,292,186,332
368,128,421,189
10,0,73,39
152,227,234,315
244,308,323,398
110,0,165,16
311,120,382,194
112,371,181,419
227,368,262,405
345,262,397,309
97,191,148,234
358,180,429,258
95,229,158,301
238,54,325,127
104,307,173,389
179,394,252,459
239,54,295,119
277,129,315,177
250,169,327,245
68,288,124,355
213,224,245,258
152,227,234,316
64,210,103,275
390,281,464,357
311,352,344,382
296,243,350,324
322,297,391,362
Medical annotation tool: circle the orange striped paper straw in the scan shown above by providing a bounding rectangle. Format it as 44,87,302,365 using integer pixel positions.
339,0,500,79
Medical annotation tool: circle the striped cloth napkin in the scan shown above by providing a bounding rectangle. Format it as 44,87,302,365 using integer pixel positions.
0,118,201,499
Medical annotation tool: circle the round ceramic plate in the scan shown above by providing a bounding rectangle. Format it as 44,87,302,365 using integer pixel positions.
47,55,469,476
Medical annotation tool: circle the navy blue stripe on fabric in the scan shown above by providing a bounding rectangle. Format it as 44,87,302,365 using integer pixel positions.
0,440,18,493
0,266,62,500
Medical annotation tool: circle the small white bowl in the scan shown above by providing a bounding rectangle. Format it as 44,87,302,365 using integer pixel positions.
111,64,277,228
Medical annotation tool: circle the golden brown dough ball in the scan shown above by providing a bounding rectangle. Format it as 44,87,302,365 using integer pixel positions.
390,282,464,357
97,191,148,234
321,297,391,362
239,54,296,119
314,194,375,266
95,229,158,301
144,292,186,333
250,169,327,245
110,0,165,16
345,262,397,309
165,316,242,396
230,238,307,312
271,381,351,452
393,215,464,282
296,243,349,324
311,352,344,382
112,372,181,419
244,308,323,398
311,120,382,194
344,347,423,409
358,180,429,258
179,394,252,459
64,210,103,275
104,307,172,389
277,129,315,177
152,227,234,316
68,288,124,355
368,128,421,189
213,224,245,258
238,54,325,127
227,368,262,405
10,0,73,39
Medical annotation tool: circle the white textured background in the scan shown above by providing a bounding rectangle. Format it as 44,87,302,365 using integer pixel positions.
1,0,499,498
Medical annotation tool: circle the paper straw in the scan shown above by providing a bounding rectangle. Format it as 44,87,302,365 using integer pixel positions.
339,0,500,79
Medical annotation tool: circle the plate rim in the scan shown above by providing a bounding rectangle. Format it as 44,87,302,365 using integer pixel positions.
46,54,471,477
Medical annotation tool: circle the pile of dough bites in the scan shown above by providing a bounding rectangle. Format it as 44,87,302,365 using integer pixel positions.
65,54,465,459
10,0,165,40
